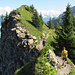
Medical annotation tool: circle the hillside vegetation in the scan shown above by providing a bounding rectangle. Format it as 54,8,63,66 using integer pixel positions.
52,6,75,27
10,5,50,42
1,4,75,75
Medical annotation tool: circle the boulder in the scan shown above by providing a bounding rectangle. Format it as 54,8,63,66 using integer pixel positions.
15,23,20,26
48,49,58,64
17,33,25,38
16,29,21,34
17,26,22,31
35,40,38,43
30,35,36,40
35,45,43,51
28,39,34,45
11,28,16,31
22,29,26,33
46,62,51,66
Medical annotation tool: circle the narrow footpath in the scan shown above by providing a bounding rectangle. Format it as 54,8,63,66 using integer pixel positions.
57,56,71,75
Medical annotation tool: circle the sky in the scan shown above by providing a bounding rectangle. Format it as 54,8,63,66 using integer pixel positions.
0,0,75,18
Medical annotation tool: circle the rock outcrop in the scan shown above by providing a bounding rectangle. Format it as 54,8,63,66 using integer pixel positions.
0,13,39,75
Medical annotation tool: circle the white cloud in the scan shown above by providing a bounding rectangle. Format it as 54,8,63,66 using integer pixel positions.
0,6,13,16
37,8,66,18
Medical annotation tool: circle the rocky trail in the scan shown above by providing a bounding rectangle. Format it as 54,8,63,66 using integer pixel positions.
57,56,71,75
1,21,73,75
45,30,72,75
48,49,72,75
39,31,72,75
40,30,51,46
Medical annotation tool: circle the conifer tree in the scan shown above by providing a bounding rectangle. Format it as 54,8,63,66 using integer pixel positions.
55,22,60,33
1,14,4,26
32,10,39,27
56,4,75,60
39,13,43,28
32,10,42,30
4,12,9,25
48,17,54,29
30,4,34,13
55,22,60,30
30,4,34,10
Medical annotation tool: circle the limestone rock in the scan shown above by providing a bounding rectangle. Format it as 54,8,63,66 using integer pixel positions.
16,29,21,34
48,49,58,64
0,9,39,75
15,23,20,26
46,62,51,66
11,28,16,31
35,40,38,43
17,26,22,31
17,33,25,38
35,45,43,51
28,39,34,45
30,35,36,40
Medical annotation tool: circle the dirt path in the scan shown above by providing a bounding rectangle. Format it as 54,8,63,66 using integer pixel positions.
40,30,51,46
57,56,71,75
46,30,51,39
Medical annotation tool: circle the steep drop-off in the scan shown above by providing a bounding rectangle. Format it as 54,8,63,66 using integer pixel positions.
0,5,50,75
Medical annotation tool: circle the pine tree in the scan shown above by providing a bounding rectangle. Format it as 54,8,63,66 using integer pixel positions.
32,10,43,30
30,4,35,13
48,17,54,29
30,4,34,10
32,10,39,27
39,13,43,25
56,4,75,60
55,22,60,33
1,14,4,26
4,12,9,25
55,22,60,30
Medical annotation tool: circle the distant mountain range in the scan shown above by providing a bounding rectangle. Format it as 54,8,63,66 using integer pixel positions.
43,6,75,25
43,15,50,23
52,6,75,26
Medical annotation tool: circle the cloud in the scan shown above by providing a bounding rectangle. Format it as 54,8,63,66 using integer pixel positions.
0,6,13,16
37,8,66,18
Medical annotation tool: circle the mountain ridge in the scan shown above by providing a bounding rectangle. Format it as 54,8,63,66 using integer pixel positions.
43,6,75,24
0,4,75,75
0,5,50,75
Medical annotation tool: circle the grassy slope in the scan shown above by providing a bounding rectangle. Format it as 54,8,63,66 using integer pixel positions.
16,5,50,42
67,58,75,75
14,29,57,75
14,29,75,75
14,5,75,75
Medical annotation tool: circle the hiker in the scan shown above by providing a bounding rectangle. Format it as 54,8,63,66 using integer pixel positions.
61,47,68,67
41,34,43,40
42,38,46,47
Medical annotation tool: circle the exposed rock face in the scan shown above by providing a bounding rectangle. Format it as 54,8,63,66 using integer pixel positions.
36,45,43,51
48,49,58,70
48,49,58,64
0,13,38,75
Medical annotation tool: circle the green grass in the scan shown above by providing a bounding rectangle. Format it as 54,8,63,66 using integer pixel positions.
34,33,57,75
14,58,37,75
14,28,57,75
14,5,50,44
13,5,75,75
67,58,75,75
